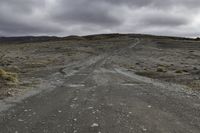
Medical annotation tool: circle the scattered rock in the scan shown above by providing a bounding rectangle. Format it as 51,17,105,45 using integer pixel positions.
91,123,99,127
18,119,24,122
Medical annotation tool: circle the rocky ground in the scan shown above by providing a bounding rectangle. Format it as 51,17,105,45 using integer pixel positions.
0,34,199,99
0,34,199,132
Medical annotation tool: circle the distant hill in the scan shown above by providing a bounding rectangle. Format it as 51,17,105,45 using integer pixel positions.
0,36,61,44
0,34,196,44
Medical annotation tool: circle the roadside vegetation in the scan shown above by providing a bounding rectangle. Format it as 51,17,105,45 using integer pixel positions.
0,68,19,99
0,68,18,84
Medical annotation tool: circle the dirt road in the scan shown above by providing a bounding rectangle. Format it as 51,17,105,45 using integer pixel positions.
0,36,200,133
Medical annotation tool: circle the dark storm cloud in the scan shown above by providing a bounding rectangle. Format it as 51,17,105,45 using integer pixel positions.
0,0,199,37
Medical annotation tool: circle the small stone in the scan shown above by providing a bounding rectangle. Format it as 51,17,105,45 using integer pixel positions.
148,105,152,108
91,123,99,127
7,91,14,96
57,125,61,127
88,107,93,109
92,111,96,114
73,98,78,101
18,119,24,122
143,128,147,131
142,126,147,132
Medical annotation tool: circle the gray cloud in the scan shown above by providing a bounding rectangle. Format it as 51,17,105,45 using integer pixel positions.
140,13,189,27
102,0,200,9
0,0,44,13
53,1,121,27
0,0,199,37
0,20,62,36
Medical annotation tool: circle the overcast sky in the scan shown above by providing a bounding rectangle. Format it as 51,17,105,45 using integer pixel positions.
0,0,200,37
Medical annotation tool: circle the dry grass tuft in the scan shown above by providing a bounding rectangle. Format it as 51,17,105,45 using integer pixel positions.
0,68,18,84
